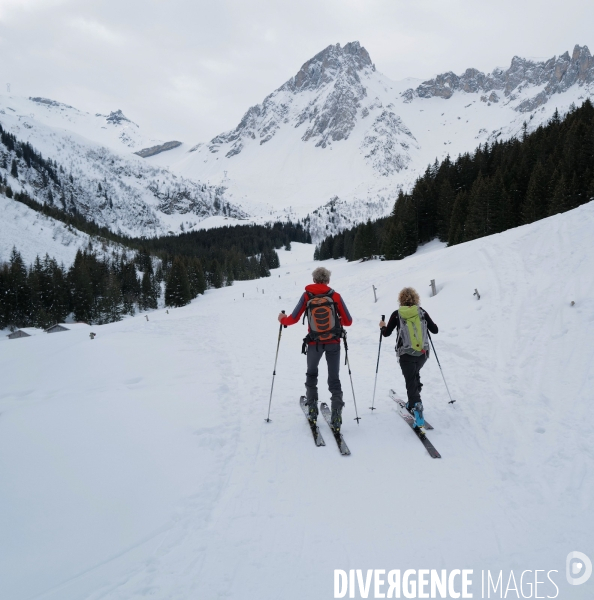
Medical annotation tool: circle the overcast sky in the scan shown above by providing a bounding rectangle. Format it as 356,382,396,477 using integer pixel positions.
0,0,592,143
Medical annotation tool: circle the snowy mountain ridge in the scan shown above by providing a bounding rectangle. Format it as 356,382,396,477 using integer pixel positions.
158,41,594,237
406,44,594,112
2,41,594,257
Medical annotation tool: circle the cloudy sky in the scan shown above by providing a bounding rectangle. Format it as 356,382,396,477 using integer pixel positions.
0,0,592,143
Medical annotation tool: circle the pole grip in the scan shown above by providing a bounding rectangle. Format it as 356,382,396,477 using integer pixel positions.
281,309,287,329
381,314,385,321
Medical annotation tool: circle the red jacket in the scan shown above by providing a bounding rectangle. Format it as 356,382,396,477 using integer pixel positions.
281,283,353,344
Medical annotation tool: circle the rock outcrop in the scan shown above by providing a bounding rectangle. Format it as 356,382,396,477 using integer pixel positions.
405,45,594,112
135,141,182,158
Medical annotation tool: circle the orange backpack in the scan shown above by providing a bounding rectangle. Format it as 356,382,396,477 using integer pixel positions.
304,290,343,344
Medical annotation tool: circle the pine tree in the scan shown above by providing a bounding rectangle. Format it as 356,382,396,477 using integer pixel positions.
69,251,94,323
6,248,31,327
490,171,511,233
99,273,124,324
210,259,224,289
259,253,270,277
165,257,192,307
343,230,355,261
436,180,455,241
49,257,69,323
332,234,344,259
187,258,206,298
465,175,495,241
119,259,140,315
266,249,280,269
383,221,408,260
10,158,18,180
522,161,549,224
352,220,376,260
588,173,594,202
140,270,158,309
0,263,9,329
548,172,568,216
448,192,469,246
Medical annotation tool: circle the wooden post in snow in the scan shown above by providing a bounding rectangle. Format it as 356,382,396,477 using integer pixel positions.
430,280,437,297
372,285,378,303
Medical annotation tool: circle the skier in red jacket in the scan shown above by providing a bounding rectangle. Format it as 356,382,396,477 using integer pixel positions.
278,266,352,430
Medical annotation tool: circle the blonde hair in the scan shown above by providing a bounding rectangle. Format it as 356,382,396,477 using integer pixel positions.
398,287,420,307
312,266,331,284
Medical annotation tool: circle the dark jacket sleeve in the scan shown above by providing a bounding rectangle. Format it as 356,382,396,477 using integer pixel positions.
422,309,439,334
381,310,400,338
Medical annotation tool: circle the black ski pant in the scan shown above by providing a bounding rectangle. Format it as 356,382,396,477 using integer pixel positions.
305,343,344,410
399,353,427,409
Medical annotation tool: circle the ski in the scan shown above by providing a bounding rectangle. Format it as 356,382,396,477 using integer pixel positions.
299,396,325,447
389,389,441,459
388,390,434,429
320,402,351,456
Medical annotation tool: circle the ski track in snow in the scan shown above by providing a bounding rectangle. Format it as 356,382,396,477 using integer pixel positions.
1,204,594,599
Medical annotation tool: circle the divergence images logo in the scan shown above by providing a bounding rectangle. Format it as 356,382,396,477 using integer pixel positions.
566,552,592,586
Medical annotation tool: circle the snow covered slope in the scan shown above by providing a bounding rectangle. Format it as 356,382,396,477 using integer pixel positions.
3,95,161,154
0,194,94,265
0,96,247,239
159,42,594,229
1,202,593,599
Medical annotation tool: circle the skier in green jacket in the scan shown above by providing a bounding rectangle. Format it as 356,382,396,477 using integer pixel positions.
379,287,438,431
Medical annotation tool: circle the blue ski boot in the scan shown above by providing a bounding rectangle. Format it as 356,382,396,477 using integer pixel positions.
413,401,425,431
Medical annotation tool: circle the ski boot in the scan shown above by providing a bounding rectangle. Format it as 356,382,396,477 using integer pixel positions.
412,401,426,436
330,407,342,432
330,395,344,433
306,400,318,423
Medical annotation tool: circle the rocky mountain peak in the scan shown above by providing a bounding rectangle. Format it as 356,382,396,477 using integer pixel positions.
105,109,137,127
206,41,378,157
286,41,373,92
406,44,594,112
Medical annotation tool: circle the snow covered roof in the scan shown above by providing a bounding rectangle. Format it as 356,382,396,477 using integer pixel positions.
7,327,44,339
45,323,90,333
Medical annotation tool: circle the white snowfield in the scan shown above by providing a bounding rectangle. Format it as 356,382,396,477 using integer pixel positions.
0,195,94,265
1,203,593,600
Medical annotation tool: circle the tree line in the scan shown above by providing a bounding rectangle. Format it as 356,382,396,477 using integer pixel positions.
0,247,156,329
316,99,594,261
0,241,288,330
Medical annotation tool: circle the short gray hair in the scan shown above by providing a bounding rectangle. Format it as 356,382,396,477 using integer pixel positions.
312,266,331,284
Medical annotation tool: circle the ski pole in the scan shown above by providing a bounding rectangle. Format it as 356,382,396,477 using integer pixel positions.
428,333,456,405
370,314,385,411
342,331,361,424
265,310,286,422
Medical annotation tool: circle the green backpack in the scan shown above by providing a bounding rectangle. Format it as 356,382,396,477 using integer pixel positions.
396,305,429,357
